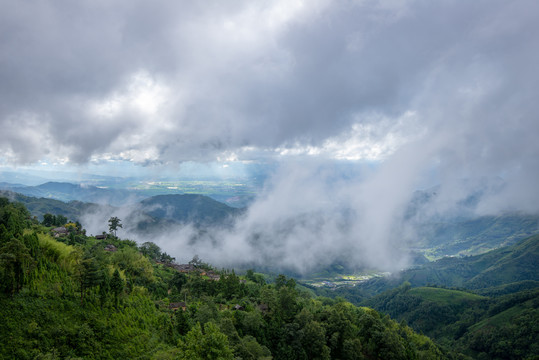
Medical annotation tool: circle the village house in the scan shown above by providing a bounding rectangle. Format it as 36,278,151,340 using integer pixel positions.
104,244,118,252
168,302,187,311
51,227,68,237
173,264,196,273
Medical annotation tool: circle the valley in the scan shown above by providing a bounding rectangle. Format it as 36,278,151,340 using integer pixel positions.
1,180,538,359
2,2,537,359
301,271,391,289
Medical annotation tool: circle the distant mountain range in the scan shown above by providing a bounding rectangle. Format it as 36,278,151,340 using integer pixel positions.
0,190,107,222
2,178,538,260
351,234,539,296
414,213,539,258
0,181,144,206
404,183,539,258
0,190,241,233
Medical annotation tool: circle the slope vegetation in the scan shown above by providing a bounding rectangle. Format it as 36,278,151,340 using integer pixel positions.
0,197,447,359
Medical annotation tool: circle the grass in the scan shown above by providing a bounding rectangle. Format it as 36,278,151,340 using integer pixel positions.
469,303,527,332
37,232,76,268
409,287,486,305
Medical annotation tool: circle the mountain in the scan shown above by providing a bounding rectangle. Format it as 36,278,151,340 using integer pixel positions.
414,213,539,258
0,190,107,222
0,198,448,360
0,171,49,186
0,181,145,206
404,180,539,258
361,284,539,359
333,234,539,299
139,194,243,228
409,234,539,290
0,190,242,236
354,235,539,359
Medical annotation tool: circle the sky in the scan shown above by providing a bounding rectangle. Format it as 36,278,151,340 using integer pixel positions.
1,0,539,272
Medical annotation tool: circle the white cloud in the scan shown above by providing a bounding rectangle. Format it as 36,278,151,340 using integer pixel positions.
2,0,539,270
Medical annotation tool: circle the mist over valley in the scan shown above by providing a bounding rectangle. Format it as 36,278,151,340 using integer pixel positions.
1,1,538,358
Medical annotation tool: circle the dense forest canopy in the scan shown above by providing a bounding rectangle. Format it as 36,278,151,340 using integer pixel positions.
0,197,449,359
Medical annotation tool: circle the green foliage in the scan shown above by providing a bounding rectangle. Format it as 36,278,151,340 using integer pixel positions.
235,335,272,360
0,237,35,295
0,199,453,359
108,216,122,237
110,246,154,285
140,241,175,264
361,284,539,359
178,322,234,360
42,213,67,227
140,241,162,260
408,287,486,305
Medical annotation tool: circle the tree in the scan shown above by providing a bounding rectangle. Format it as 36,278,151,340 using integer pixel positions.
219,271,242,300
55,215,67,226
275,274,295,289
246,269,256,282
108,216,122,237
139,241,161,260
301,321,331,360
159,251,175,264
178,322,234,360
0,224,10,245
110,269,124,306
42,213,55,227
73,250,102,305
170,272,188,292
235,335,272,360
189,254,203,268
0,238,36,295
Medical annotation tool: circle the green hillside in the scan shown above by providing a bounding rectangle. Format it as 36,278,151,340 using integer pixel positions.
0,191,242,233
408,287,486,305
362,285,539,359
417,214,539,258
0,190,107,222
316,234,539,359
466,234,539,289
347,234,539,297
0,197,447,359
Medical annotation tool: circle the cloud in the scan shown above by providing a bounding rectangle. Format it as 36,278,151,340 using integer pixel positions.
3,0,539,271
2,0,536,166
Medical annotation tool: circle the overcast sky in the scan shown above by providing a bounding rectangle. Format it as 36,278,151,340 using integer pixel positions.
2,0,539,270
1,0,536,167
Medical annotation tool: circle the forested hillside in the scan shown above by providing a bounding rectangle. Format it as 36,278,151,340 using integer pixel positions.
0,190,241,233
328,234,539,299
0,197,447,359
0,190,106,223
307,235,539,360
361,284,539,359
